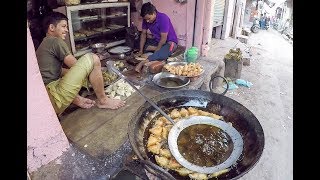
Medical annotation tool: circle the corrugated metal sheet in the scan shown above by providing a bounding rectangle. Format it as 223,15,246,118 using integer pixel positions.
213,0,226,27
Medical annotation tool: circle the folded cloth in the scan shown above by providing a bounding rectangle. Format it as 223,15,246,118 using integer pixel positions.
235,79,253,87
223,82,239,90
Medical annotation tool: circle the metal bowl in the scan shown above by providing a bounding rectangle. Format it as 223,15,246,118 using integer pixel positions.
88,67,119,88
152,72,190,89
108,46,132,55
164,61,205,79
119,53,125,59
166,61,187,66
91,43,105,53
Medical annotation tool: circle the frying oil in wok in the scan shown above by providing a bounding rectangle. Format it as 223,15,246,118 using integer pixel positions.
177,124,233,167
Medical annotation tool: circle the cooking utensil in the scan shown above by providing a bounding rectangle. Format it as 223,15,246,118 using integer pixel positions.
88,67,119,88
152,72,190,89
168,116,243,174
166,61,187,66
91,43,106,53
107,61,175,124
119,53,125,59
108,46,132,55
128,90,265,179
108,61,245,174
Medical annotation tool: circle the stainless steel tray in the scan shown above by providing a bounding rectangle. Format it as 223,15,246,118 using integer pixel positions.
164,61,205,78
152,72,190,89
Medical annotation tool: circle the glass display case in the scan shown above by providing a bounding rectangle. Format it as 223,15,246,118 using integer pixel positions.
54,2,130,57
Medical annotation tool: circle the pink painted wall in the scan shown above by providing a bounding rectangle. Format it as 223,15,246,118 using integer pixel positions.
27,26,70,172
201,0,215,56
131,0,196,48
222,0,236,39
193,0,207,56
195,0,239,55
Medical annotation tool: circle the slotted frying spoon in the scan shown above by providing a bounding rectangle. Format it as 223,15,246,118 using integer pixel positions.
107,61,243,174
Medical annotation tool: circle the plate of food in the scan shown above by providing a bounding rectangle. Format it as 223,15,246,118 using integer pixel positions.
163,62,204,78
114,61,129,72
104,79,140,100
88,67,119,88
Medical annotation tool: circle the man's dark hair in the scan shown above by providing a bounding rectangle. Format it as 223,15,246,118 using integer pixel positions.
140,2,157,17
42,12,68,33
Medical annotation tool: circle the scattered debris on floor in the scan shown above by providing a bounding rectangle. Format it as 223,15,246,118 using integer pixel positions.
55,159,62,165
223,82,239,90
235,79,253,87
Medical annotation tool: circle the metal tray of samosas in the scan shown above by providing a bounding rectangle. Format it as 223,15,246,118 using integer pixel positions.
164,61,204,78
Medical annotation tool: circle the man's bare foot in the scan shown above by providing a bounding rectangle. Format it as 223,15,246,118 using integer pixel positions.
96,97,126,109
72,96,96,109
135,60,147,73
140,54,149,58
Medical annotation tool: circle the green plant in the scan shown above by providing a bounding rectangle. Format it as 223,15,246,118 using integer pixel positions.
224,48,243,61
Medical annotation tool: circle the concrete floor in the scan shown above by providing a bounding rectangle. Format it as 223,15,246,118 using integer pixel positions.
30,28,293,180
207,29,293,180
241,30,293,180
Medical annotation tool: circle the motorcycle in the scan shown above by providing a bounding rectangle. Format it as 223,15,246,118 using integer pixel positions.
265,20,270,30
251,18,260,33
263,16,270,30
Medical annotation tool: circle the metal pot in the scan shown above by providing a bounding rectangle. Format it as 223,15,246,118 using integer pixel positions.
119,53,125,59
91,43,105,53
108,46,132,56
128,90,265,180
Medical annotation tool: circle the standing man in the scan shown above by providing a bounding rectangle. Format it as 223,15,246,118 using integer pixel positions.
259,13,266,29
36,12,125,115
135,2,178,72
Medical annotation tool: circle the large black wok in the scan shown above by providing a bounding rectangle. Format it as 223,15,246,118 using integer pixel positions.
128,90,264,180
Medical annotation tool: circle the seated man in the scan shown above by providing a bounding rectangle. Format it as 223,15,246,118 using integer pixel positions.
36,12,125,115
135,2,178,72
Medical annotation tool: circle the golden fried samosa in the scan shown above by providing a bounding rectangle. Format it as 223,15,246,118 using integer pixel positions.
175,168,194,176
147,143,161,154
155,155,169,168
147,135,160,147
159,148,171,158
189,173,208,180
149,126,163,137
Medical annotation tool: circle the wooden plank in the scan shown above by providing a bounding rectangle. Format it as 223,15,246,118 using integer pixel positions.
60,86,161,159
60,101,123,142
